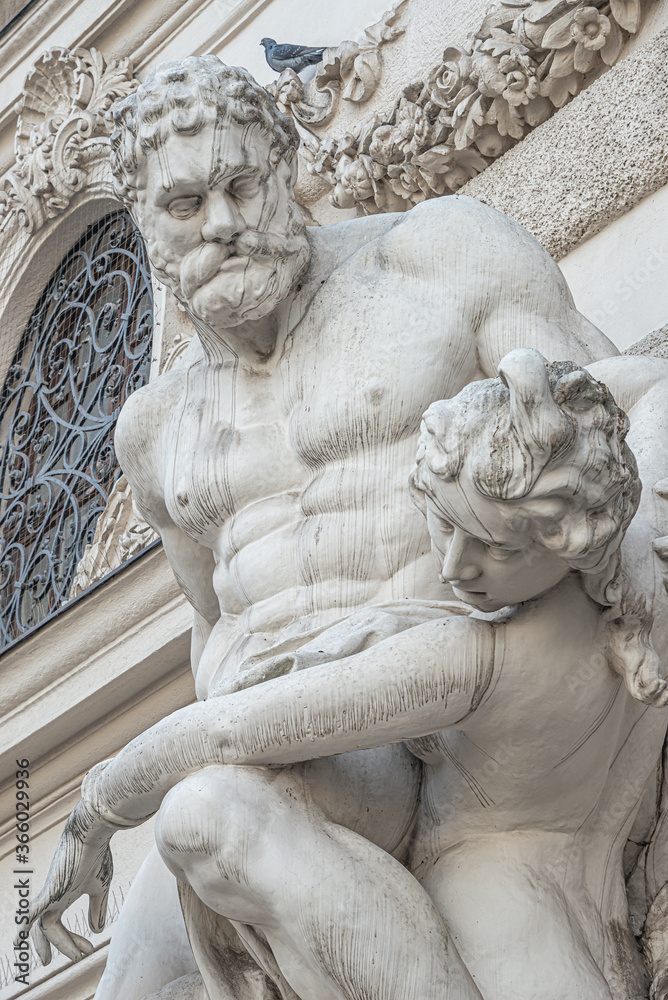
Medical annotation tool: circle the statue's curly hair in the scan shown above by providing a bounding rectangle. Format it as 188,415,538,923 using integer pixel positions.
412,349,640,579
109,55,300,206
411,349,663,705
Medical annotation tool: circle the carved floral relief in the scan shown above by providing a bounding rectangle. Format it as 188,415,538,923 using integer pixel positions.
287,0,649,214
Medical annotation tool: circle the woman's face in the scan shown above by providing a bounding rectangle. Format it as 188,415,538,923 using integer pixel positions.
424,479,571,612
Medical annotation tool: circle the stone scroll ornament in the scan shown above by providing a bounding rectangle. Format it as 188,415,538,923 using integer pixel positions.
0,47,137,236
286,0,649,214
18,55,668,1000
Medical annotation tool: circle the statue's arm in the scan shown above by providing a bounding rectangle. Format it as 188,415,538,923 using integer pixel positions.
84,615,496,825
25,379,235,961
383,195,617,373
114,380,224,670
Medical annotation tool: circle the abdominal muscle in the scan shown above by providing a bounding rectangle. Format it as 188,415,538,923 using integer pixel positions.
198,476,441,694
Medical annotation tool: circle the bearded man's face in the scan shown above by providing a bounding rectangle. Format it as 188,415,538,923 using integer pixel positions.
135,119,309,331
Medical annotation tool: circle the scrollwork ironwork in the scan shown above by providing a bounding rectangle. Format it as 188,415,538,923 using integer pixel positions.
0,210,153,647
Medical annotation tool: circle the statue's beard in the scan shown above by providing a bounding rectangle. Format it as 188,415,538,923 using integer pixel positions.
150,227,310,330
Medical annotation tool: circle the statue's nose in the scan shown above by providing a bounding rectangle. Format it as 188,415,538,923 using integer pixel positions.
201,190,245,243
442,529,481,585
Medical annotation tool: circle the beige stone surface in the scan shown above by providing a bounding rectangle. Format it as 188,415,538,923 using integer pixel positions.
461,27,668,260
626,325,668,357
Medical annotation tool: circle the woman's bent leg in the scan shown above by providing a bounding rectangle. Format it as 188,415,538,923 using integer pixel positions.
155,764,481,1000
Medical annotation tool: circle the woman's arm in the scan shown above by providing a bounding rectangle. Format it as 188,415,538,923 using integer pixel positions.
86,615,496,825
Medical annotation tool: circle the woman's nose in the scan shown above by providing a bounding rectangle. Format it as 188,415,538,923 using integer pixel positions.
442,528,481,585
201,190,245,243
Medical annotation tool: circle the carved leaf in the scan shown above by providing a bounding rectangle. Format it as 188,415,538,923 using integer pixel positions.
539,68,579,106
573,42,597,73
525,0,577,23
452,93,486,149
87,57,136,117
610,0,642,32
479,6,521,36
523,94,552,125
343,49,382,103
488,96,525,138
412,144,455,172
479,27,529,56
549,44,577,77
338,40,362,79
542,10,577,48
600,16,624,63
362,0,409,46
316,46,347,87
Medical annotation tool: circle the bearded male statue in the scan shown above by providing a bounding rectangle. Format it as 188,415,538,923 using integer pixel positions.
25,55,656,1000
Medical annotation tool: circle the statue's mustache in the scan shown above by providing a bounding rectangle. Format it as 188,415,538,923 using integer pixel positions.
180,231,295,301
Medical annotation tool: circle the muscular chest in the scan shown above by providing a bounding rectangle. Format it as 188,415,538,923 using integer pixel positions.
284,264,477,467
164,362,305,541
162,260,477,543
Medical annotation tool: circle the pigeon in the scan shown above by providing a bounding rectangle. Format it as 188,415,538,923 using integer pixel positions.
260,38,327,75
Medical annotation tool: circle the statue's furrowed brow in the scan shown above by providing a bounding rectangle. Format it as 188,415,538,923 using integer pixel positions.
156,142,175,192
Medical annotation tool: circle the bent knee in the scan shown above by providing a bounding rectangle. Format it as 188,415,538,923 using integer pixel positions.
155,765,305,876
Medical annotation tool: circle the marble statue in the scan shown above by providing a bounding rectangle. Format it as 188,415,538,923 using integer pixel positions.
21,55,668,1000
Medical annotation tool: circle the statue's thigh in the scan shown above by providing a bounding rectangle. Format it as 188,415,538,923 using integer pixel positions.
95,844,197,1000
301,744,421,860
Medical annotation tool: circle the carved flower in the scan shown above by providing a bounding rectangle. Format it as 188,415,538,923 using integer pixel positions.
541,5,621,73
368,123,405,165
394,99,427,147
271,69,304,114
386,162,428,204
408,112,451,157
330,155,376,209
570,6,611,48
473,52,539,106
430,47,473,110
412,144,487,192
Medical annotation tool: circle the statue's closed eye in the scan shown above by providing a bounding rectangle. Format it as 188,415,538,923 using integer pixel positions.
167,196,203,219
228,176,263,201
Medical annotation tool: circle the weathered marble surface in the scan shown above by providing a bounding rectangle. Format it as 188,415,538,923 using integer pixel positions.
21,56,668,1000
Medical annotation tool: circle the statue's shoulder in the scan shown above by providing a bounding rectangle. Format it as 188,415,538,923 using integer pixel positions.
115,367,186,462
390,194,514,240
310,196,510,279
374,195,528,263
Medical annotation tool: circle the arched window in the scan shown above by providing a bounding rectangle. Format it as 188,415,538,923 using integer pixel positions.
0,210,153,648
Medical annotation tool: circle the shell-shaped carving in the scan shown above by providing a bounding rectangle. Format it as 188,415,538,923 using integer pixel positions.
14,48,84,160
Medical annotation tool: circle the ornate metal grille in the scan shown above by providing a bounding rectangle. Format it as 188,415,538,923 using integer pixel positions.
0,210,153,648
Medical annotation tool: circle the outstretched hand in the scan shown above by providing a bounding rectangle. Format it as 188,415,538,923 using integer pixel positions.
18,800,115,965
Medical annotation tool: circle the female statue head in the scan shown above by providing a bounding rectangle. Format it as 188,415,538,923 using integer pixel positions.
411,348,664,704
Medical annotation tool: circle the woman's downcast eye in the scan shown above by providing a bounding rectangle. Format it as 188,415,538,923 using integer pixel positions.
167,196,203,218
486,543,519,561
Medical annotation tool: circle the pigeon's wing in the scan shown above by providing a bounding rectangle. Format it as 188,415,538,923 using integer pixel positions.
271,42,324,60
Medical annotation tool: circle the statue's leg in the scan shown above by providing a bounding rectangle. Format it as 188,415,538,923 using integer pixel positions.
155,762,482,1000
94,844,198,1000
